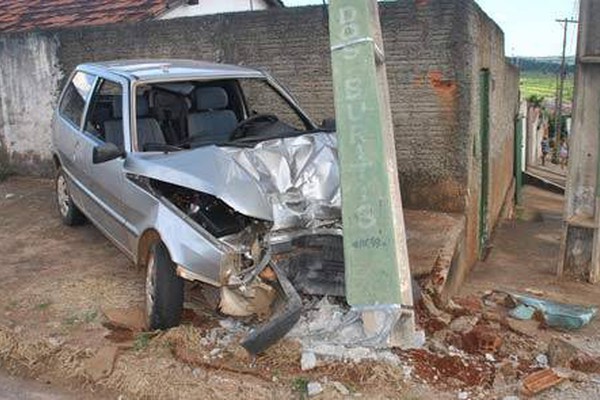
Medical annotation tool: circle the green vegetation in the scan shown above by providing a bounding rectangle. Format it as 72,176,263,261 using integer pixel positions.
291,376,309,394
35,301,52,310
133,332,152,351
520,71,574,104
511,57,575,105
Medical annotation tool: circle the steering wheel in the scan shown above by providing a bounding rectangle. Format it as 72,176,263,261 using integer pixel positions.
230,114,279,140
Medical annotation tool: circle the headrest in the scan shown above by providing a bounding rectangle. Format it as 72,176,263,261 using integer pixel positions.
112,95,150,119
135,95,150,117
194,87,228,111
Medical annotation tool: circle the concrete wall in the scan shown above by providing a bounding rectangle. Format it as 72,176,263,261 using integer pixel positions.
0,33,62,175
0,1,518,270
452,0,520,273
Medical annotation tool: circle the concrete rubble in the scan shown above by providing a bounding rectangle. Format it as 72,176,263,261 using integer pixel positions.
98,278,600,398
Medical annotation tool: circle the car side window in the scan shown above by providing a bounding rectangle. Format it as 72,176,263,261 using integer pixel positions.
59,71,95,129
85,79,125,151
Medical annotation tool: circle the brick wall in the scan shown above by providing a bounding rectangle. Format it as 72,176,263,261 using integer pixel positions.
0,1,518,233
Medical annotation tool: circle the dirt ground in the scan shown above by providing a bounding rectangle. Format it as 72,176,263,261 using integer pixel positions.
459,185,600,399
0,177,447,399
1,177,599,399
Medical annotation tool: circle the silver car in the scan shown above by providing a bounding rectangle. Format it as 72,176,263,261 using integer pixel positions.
51,60,343,352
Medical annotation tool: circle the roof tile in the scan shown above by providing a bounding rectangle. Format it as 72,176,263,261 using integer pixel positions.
0,0,177,33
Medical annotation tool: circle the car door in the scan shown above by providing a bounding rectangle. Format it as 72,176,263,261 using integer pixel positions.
76,76,137,256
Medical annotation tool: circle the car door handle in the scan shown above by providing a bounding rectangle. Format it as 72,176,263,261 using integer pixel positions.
72,141,81,162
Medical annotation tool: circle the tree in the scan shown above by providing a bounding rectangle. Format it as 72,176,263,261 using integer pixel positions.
526,94,545,108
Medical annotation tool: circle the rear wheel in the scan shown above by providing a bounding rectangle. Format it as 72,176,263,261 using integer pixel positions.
55,168,85,226
145,241,184,330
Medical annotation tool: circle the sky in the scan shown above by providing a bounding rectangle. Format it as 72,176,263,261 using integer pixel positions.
282,0,580,57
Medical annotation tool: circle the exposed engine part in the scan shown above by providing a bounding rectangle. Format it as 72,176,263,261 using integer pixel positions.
277,234,345,297
151,180,267,238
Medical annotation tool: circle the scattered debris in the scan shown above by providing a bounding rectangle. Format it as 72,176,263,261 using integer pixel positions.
462,325,503,354
449,316,479,334
102,307,146,332
83,346,119,382
508,292,597,330
4,193,15,199
554,367,593,383
286,297,405,365
398,349,495,388
301,350,317,371
332,380,350,395
547,337,600,373
307,381,323,397
521,368,563,396
535,353,549,369
524,288,545,297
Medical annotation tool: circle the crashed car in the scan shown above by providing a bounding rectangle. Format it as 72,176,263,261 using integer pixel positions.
51,60,343,352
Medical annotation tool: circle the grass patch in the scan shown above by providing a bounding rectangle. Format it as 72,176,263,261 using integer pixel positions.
35,301,52,310
82,309,98,323
133,332,152,352
63,315,79,326
291,376,309,394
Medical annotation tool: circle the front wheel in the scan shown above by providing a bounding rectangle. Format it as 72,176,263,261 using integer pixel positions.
55,168,85,226
145,241,184,330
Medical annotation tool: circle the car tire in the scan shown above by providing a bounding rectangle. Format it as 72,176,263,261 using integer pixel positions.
55,168,86,226
145,241,184,330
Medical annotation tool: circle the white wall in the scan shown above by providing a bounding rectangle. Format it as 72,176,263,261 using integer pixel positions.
160,0,270,19
0,33,62,172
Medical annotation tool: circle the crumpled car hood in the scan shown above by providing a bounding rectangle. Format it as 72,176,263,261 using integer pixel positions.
124,132,341,225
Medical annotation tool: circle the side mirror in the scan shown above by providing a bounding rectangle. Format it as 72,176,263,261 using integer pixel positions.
321,118,336,132
93,142,124,164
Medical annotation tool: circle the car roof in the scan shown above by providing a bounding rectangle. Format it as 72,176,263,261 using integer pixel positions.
80,59,266,82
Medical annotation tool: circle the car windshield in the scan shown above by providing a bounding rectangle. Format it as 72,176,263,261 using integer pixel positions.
132,77,317,152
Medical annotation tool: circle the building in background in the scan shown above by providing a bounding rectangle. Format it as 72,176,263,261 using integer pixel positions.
0,0,284,33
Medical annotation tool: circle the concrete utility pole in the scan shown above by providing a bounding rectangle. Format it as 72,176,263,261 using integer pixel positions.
328,0,417,347
559,0,600,283
554,18,578,155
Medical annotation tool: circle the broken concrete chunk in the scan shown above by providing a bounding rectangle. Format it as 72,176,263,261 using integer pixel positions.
422,294,452,325
449,316,479,334
307,381,323,397
535,353,549,369
548,337,585,368
83,346,119,382
548,337,600,374
301,351,317,371
332,381,350,395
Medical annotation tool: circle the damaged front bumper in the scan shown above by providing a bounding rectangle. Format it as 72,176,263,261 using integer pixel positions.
217,229,345,355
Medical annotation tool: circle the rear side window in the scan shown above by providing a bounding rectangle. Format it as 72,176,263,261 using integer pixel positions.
59,71,95,128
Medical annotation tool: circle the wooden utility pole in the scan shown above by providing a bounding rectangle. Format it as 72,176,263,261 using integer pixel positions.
328,0,417,347
554,18,578,154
